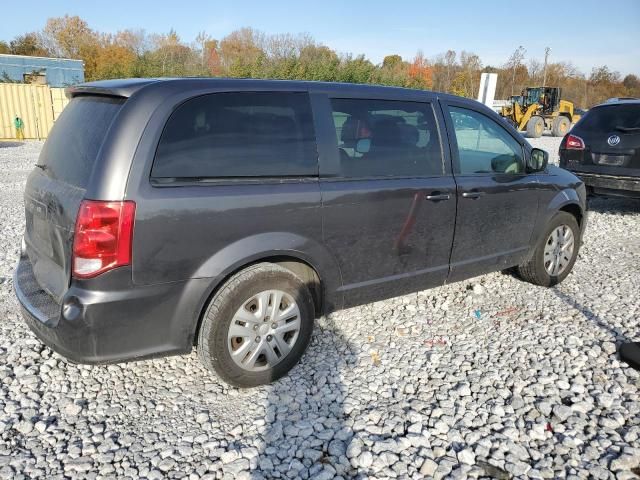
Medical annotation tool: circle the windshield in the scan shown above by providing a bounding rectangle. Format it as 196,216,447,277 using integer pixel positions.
525,89,541,105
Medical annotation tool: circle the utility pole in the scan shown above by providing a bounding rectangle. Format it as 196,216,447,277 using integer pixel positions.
542,47,551,88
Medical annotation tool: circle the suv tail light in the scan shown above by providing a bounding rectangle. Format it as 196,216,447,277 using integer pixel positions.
565,134,585,150
73,200,136,278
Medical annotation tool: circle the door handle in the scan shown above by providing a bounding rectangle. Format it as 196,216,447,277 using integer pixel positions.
462,191,485,199
425,193,451,201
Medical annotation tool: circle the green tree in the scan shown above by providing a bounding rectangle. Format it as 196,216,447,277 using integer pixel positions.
382,54,402,69
9,33,49,56
295,44,340,81
337,55,375,84
375,54,407,87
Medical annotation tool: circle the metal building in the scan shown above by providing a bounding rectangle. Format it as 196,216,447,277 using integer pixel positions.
0,54,84,87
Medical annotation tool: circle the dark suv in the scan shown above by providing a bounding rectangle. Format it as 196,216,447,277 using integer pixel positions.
15,79,587,387
559,98,640,198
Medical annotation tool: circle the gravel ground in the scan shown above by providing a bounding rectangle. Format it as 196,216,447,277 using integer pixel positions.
0,138,639,480
530,134,563,165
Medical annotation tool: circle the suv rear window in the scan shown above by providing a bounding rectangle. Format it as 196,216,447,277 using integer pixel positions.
152,92,317,178
578,104,640,132
38,96,124,188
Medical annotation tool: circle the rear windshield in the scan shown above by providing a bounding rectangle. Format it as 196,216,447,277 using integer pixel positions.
38,96,124,187
152,92,317,179
578,104,640,132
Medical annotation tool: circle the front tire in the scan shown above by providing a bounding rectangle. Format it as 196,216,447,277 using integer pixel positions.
526,116,545,138
197,263,315,388
518,212,580,287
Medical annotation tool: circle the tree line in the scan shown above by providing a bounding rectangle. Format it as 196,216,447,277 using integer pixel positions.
1,16,638,108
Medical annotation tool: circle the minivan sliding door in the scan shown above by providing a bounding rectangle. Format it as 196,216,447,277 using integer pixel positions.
314,93,457,307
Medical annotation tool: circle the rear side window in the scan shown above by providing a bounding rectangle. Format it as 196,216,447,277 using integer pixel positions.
330,98,443,178
38,96,124,187
578,104,640,132
152,92,317,178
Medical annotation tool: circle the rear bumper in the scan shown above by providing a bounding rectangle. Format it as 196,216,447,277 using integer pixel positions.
574,172,640,198
14,255,212,364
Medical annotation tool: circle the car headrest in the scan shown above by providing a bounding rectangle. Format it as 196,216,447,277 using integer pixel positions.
370,119,403,147
397,123,419,146
340,116,366,146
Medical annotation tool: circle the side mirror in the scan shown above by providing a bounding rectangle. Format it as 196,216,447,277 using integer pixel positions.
355,138,371,154
528,148,548,172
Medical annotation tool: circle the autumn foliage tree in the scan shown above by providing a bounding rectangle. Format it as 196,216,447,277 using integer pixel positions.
1,15,638,107
406,52,433,89
93,41,137,79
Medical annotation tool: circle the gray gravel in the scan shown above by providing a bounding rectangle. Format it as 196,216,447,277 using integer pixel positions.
1,138,639,479
529,134,563,165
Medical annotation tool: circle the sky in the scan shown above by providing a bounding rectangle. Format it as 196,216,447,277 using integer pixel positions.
3,0,639,76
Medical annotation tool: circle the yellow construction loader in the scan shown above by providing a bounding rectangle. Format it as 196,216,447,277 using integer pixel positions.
500,87,580,138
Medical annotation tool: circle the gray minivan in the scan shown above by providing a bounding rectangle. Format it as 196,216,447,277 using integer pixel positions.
15,79,587,387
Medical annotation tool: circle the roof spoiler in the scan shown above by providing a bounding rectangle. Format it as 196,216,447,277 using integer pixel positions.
65,79,162,99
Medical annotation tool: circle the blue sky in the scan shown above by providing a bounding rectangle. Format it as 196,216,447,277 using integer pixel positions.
4,0,639,76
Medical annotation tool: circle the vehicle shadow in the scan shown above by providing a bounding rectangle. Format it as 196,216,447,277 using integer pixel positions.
251,315,357,479
0,141,25,148
587,196,640,215
552,287,632,344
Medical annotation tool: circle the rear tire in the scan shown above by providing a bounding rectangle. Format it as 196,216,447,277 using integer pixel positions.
517,212,580,287
197,263,315,388
526,116,544,138
551,116,571,137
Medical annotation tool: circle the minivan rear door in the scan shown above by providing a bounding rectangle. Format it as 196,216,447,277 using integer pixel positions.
314,92,457,307
23,95,125,302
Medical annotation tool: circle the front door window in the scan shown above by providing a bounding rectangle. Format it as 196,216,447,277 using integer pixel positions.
449,106,524,175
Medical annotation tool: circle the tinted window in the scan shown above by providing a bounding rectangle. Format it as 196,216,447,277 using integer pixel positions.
449,107,524,174
578,104,640,132
38,96,124,187
330,98,442,177
153,92,317,178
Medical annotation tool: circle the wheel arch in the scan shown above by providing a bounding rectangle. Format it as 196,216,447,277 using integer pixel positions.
188,234,343,345
529,188,585,255
559,202,584,227
191,254,325,346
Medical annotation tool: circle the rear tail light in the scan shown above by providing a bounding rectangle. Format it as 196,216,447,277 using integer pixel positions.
73,200,136,278
565,134,585,150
